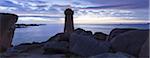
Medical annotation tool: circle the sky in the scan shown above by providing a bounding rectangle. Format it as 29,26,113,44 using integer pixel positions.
0,0,149,24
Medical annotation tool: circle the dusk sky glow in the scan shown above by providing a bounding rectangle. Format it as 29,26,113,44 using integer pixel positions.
0,0,149,24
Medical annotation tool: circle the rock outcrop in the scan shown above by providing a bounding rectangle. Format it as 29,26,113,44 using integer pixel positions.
110,30,149,56
138,39,149,58
74,28,93,36
0,13,18,52
89,52,135,58
7,43,42,53
47,33,68,41
43,41,69,54
94,32,108,41
107,28,137,41
69,29,110,56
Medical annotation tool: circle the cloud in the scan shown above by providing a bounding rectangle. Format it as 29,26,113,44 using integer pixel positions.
76,9,133,17
16,13,63,18
17,17,63,24
59,16,149,24
79,4,133,9
0,0,148,24
0,0,60,13
0,0,20,7
77,0,149,9
52,4,70,8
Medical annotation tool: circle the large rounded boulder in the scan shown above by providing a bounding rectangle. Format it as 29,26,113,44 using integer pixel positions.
138,39,149,58
94,32,108,41
107,28,137,41
110,30,149,56
69,30,110,56
43,41,69,54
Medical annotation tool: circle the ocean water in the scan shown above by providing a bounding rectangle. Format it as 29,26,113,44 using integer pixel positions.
12,24,149,45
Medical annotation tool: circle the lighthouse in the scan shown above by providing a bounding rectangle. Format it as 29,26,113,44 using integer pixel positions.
64,8,74,35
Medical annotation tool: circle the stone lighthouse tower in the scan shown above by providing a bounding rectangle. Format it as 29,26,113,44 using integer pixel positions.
64,8,74,35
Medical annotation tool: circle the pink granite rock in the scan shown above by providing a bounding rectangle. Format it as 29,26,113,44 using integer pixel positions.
110,30,149,56
107,28,137,41
0,13,18,52
70,31,110,56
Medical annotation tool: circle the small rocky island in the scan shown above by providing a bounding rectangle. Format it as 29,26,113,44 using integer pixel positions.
15,24,46,28
0,28,149,58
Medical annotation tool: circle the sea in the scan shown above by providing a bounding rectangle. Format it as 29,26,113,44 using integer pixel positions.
12,24,149,45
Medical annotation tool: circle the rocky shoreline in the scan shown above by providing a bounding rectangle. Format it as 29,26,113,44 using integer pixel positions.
0,28,149,58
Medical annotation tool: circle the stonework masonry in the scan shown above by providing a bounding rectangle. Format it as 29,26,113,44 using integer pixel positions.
64,8,74,35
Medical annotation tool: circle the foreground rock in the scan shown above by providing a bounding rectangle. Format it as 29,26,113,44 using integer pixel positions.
107,28,137,41
6,43,42,53
69,28,149,57
1,28,149,58
47,33,68,41
138,39,149,58
110,30,149,56
89,52,135,58
70,30,110,56
94,32,108,41
43,41,69,54
0,53,65,58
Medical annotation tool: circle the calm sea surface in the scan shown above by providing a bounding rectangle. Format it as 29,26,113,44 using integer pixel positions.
12,24,149,45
